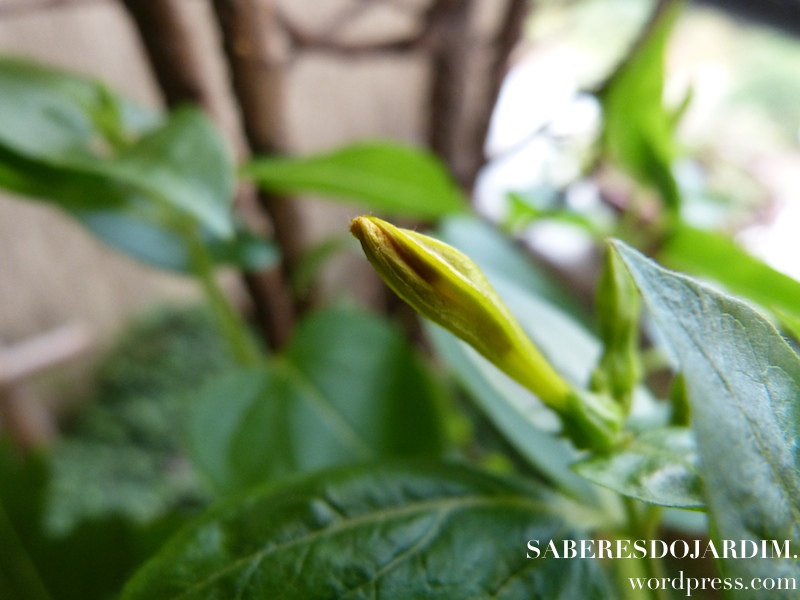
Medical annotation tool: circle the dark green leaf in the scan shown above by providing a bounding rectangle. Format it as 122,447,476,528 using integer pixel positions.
660,224,800,325
121,462,613,600
574,427,702,508
598,0,684,209
615,241,800,593
244,142,467,218
188,307,446,493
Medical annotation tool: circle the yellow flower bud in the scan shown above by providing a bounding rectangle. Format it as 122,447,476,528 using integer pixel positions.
350,216,623,450
350,215,571,409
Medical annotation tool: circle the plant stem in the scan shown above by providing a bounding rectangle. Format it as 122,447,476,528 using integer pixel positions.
188,229,263,366
622,496,669,600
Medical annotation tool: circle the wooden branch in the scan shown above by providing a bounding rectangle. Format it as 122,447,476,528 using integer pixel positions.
423,0,473,188
210,0,304,345
118,0,296,349
0,0,105,16
120,0,213,111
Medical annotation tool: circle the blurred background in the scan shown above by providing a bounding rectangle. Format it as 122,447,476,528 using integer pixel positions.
2,0,800,597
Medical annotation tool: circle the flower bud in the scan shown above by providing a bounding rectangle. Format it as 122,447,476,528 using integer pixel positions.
350,216,562,403
350,216,622,449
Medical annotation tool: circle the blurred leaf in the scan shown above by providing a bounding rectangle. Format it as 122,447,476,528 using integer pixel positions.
615,241,800,594
244,142,468,218
598,0,684,209
98,107,235,237
505,192,597,235
121,463,613,600
188,307,446,493
79,211,278,273
574,428,703,508
0,57,156,161
660,224,800,324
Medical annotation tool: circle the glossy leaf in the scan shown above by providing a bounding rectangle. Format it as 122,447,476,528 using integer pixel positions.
660,224,800,325
244,142,467,218
188,307,446,492
121,463,613,599
615,241,800,592
574,427,703,509
598,0,684,209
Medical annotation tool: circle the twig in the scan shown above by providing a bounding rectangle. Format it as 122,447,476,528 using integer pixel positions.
210,0,302,345
118,0,297,349
119,0,214,112
424,0,472,187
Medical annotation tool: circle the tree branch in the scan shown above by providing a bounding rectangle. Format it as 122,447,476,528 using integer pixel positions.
118,0,296,349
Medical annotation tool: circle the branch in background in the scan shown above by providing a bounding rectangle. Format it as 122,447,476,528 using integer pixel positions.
423,0,472,188
120,0,214,112
465,0,529,189
118,0,296,349
210,0,302,344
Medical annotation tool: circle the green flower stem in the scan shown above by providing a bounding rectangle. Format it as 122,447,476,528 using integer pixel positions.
622,496,668,600
187,227,262,366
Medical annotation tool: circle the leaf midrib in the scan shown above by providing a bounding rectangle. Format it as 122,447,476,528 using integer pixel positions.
166,494,551,600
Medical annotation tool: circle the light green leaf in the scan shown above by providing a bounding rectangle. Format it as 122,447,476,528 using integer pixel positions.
244,142,468,218
188,307,446,492
0,57,157,161
660,224,800,325
79,211,277,273
100,107,235,237
599,0,684,209
574,428,702,509
121,463,613,600
614,241,800,593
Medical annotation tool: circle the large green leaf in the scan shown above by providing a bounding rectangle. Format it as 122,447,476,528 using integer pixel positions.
599,0,684,209
188,307,446,493
98,107,235,237
0,59,237,257
615,241,800,593
243,142,468,218
121,462,613,599
660,224,800,325
0,57,156,161
574,427,702,509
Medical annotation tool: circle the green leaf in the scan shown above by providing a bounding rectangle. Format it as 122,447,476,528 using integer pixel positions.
614,241,800,592
0,57,157,161
100,107,235,237
121,463,613,599
598,0,684,209
188,307,446,493
660,224,800,325
574,428,703,509
243,142,468,219
79,211,278,273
